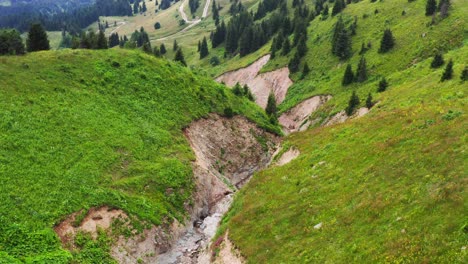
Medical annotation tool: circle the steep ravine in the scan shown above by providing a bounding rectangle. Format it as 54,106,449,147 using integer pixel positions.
158,114,279,263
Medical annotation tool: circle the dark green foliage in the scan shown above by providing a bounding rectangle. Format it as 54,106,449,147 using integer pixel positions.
346,91,360,115
233,83,243,96
160,43,167,54
129,27,150,47
288,52,301,73
26,23,50,52
189,0,200,14
430,53,444,68
440,59,453,82
154,22,161,29
356,56,368,82
244,85,255,101
210,56,220,66
153,46,161,57
301,62,310,79
342,64,354,86
297,36,308,57
425,0,437,16
0,29,25,55
108,33,120,48
211,20,226,48
331,17,351,60
366,93,373,109
266,92,277,117
174,48,187,66
96,30,108,49
173,40,178,51
200,37,209,59
142,1,147,12
379,29,395,53
377,77,388,92
142,42,152,54
224,107,234,118
461,67,468,81
332,0,346,16
212,0,220,25
281,38,291,55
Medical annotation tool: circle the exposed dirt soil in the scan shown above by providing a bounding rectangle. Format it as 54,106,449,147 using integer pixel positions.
324,107,370,127
212,231,245,264
157,113,279,263
216,55,293,109
275,148,300,166
279,95,332,133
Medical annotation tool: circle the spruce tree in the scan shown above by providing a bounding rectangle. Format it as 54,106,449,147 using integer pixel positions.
346,91,360,115
212,0,220,25
142,42,152,53
174,48,187,66
160,43,167,54
425,0,437,16
173,39,178,51
96,30,108,49
461,66,468,82
301,62,310,79
281,38,291,55
200,37,209,59
297,36,308,57
288,52,301,73
26,23,50,52
153,46,161,57
440,59,453,82
244,84,255,101
232,83,243,96
342,64,354,86
356,56,368,82
331,17,351,60
366,93,373,109
265,92,277,117
377,77,388,92
379,29,395,53
430,53,444,68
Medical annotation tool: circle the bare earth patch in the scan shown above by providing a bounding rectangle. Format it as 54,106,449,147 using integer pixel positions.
324,107,370,127
279,95,332,133
216,55,293,109
275,147,300,166
212,231,245,264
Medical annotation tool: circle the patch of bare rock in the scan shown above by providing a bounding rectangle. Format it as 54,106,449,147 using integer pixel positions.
275,147,300,166
278,95,332,134
216,55,293,109
323,107,369,127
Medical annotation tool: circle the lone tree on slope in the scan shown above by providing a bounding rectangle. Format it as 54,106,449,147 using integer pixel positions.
379,29,395,53
174,48,187,66
27,23,50,52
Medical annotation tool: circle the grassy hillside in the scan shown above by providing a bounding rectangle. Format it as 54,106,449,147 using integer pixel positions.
0,49,278,262
221,45,467,263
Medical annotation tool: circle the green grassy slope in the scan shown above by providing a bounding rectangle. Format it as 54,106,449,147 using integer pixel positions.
0,49,278,262
223,45,467,263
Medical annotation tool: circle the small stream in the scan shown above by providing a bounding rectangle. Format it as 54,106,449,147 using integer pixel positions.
157,195,234,263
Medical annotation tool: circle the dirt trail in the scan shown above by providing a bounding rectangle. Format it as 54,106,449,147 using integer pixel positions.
216,55,293,109
110,21,127,34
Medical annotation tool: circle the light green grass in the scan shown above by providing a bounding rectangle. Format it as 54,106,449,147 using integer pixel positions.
222,44,468,263
0,48,279,262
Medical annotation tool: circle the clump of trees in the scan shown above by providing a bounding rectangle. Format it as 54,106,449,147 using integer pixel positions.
232,83,255,101
0,29,25,55
331,16,351,60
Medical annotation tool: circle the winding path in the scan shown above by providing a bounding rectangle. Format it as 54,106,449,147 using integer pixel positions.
156,0,211,41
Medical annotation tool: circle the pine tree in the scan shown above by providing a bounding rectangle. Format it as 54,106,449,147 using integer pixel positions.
288,52,301,73
142,1,147,12
142,41,152,53
377,77,388,92
265,92,277,117
425,0,437,16
331,17,351,59
153,46,161,57
346,91,360,115
356,56,368,82
160,43,167,54
430,53,444,68
440,59,453,82
281,38,291,55
301,62,310,79
332,0,345,16
96,30,108,49
366,93,373,109
297,36,308,57
173,39,178,51
200,37,209,59
212,0,220,25
461,66,468,82
232,83,243,96
342,64,354,86
197,40,201,52
26,23,50,52
379,29,395,53
243,84,255,101
174,48,187,66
